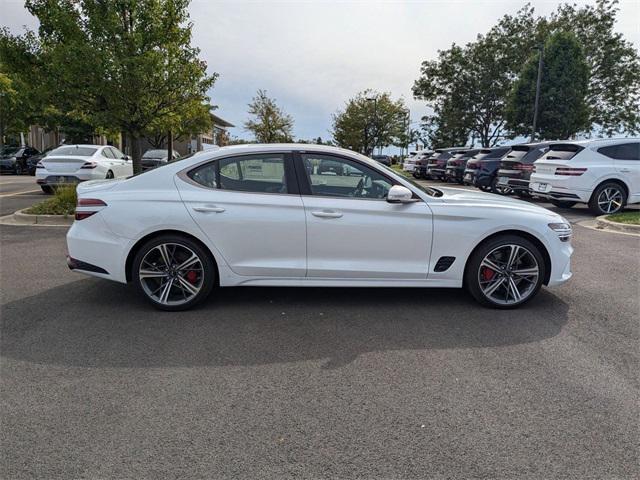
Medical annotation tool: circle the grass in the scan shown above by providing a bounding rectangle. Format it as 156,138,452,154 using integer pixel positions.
390,163,411,178
606,211,640,225
25,185,77,216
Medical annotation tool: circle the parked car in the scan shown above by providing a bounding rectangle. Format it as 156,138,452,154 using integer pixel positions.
426,147,469,181
463,147,512,193
409,150,433,177
36,144,132,193
0,146,41,175
496,143,550,198
402,151,419,172
67,144,573,311
141,149,181,171
529,138,640,215
25,146,57,175
371,155,392,166
445,149,480,183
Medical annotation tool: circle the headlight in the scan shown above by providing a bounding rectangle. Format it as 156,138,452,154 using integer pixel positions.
548,221,572,242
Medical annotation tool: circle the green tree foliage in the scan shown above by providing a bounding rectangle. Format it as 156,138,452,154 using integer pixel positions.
506,32,590,140
413,0,640,144
244,89,294,143
331,90,407,156
0,71,22,147
1,0,217,172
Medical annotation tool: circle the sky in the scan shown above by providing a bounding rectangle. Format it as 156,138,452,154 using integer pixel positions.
2,0,639,149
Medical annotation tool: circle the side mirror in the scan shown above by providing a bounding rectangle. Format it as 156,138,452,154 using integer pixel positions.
387,185,416,204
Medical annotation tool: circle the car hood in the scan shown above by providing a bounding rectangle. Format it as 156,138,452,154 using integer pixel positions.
437,187,559,218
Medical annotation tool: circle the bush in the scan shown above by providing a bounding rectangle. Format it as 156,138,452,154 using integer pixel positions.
25,185,77,216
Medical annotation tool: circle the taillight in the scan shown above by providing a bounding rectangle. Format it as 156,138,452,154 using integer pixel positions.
555,167,587,176
515,164,534,171
75,198,107,221
80,161,98,169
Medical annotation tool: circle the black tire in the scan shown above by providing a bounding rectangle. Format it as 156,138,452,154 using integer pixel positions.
550,200,577,209
492,177,512,195
588,181,627,215
412,171,420,179
41,185,53,194
465,234,546,309
106,170,114,179
132,234,216,311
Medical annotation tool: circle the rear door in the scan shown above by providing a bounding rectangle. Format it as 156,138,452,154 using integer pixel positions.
176,151,307,277
600,142,640,204
296,152,432,279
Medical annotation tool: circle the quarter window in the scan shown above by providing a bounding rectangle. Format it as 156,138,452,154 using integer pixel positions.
301,154,393,199
598,143,640,161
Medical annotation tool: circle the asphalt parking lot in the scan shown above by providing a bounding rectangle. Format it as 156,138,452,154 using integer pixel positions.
1,174,639,479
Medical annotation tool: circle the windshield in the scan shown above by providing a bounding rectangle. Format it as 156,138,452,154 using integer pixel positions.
0,147,20,157
143,150,167,158
49,146,98,156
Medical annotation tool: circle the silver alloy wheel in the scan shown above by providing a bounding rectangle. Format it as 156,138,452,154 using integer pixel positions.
478,244,539,306
138,243,204,306
597,187,623,214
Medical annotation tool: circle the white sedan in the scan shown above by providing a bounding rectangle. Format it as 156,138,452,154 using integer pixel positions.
67,144,573,310
36,144,132,193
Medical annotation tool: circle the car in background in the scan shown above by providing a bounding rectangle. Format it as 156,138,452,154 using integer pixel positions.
464,147,512,193
409,150,433,177
141,149,181,171
496,143,550,198
0,146,40,175
445,149,480,183
36,144,132,193
530,138,639,215
426,147,469,181
67,143,573,311
402,151,418,172
25,146,57,175
371,155,392,166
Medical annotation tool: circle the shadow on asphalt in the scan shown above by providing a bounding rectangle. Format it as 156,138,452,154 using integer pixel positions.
1,278,569,369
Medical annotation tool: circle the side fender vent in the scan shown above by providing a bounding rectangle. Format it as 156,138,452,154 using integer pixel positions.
434,256,456,272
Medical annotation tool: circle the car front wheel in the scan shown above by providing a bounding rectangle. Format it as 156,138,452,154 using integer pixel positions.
132,234,216,311
465,234,545,309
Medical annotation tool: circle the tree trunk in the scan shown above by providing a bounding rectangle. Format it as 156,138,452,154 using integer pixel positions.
167,130,173,162
130,131,142,174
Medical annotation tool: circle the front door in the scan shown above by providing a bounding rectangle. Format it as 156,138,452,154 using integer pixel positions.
176,152,307,277
297,153,432,279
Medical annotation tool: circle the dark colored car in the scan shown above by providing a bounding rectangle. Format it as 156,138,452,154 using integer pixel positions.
496,143,551,198
417,147,466,180
371,155,392,166
445,149,480,183
25,146,56,175
0,146,41,175
427,147,470,181
463,147,512,193
141,149,181,171
317,158,346,175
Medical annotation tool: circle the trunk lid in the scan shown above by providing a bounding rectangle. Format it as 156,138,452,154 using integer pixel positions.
41,156,90,173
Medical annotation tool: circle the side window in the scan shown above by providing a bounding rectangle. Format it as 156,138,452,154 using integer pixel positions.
599,143,640,161
188,153,288,193
301,154,393,199
101,148,114,159
110,147,124,159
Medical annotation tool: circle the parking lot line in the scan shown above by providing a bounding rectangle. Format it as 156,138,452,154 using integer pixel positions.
0,189,42,198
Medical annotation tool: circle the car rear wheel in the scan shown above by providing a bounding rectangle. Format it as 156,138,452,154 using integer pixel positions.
132,234,216,311
106,170,114,179
41,185,53,194
465,235,545,309
588,182,626,215
550,200,577,209
492,177,512,195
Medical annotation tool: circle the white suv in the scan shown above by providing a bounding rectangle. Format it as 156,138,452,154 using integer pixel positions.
530,138,639,215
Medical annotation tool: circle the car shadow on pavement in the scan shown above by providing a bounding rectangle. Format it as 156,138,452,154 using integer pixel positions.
1,278,569,369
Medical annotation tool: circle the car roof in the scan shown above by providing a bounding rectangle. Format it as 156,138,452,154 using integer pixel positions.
547,137,639,148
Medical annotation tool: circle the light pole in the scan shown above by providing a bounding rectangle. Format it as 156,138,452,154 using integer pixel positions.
531,43,544,142
366,97,377,156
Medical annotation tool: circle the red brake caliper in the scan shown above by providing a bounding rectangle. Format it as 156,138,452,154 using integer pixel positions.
186,270,198,284
482,267,495,281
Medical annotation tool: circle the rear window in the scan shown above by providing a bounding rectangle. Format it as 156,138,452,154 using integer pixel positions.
483,148,511,159
49,146,98,156
598,143,640,161
542,144,584,161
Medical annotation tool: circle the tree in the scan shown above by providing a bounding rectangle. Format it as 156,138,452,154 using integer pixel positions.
244,90,294,143
331,90,407,155
506,32,590,140
1,0,217,173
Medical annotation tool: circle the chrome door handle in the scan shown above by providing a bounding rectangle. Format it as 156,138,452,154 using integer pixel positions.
193,206,225,213
311,210,343,218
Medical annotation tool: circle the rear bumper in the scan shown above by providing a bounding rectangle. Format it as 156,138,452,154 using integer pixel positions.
36,172,99,185
529,183,590,203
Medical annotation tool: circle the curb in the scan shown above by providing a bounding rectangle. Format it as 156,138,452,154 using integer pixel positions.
596,215,640,235
3,209,74,227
